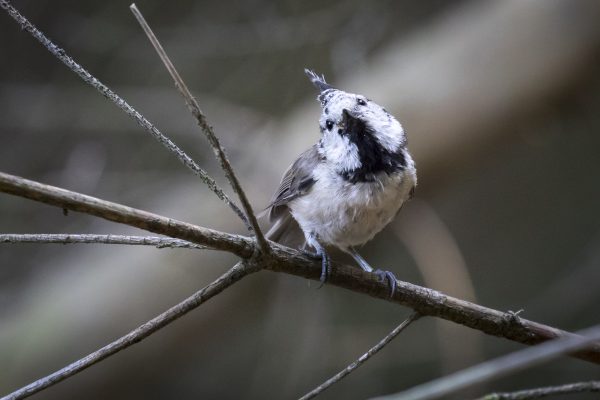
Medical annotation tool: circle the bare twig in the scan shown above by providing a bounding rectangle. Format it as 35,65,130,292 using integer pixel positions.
2,171,600,365
0,0,249,228
0,234,206,249
129,3,268,253
477,381,600,400
0,172,254,258
299,313,421,400
0,261,258,400
372,325,600,400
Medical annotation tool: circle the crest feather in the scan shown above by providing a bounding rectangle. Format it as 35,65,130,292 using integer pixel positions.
304,68,333,92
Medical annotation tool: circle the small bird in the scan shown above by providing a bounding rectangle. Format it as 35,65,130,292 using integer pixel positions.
266,69,417,297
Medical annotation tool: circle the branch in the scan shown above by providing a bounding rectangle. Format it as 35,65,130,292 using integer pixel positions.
0,172,254,258
299,312,421,400
373,325,600,400
0,261,258,400
0,0,250,228
0,234,206,249
2,171,600,365
478,381,600,400
129,3,268,253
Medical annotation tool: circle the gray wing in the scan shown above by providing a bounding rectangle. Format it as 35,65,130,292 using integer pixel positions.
265,145,319,245
267,145,319,221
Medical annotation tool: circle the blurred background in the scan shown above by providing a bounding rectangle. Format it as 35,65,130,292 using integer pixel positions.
1,0,600,398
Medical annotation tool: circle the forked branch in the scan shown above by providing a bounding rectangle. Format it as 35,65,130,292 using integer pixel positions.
0,0,250,228
129,3,269,254
1,3,600,399
2,171,600,366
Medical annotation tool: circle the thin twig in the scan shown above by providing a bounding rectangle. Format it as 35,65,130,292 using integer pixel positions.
0,0,249,229
129,3,269,253
477,381,600,400
299,312,421,400
372,325,600,400
0,261,258,400
2,171,600,365
0,234,206,249
0,172,254,258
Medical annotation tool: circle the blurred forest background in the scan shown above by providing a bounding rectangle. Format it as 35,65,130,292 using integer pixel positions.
1,0,599,399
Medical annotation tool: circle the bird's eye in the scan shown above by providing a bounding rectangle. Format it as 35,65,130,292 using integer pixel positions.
357,98,367,106
326,120,334,131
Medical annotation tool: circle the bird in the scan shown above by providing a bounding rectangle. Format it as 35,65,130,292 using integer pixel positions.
265,69,417,297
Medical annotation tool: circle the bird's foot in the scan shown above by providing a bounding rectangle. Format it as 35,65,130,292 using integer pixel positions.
318,250,330,288
302,248,330,288
302,249,321,259
374,269,397,299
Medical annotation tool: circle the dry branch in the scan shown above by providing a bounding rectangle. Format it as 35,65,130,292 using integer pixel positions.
0,234,206,249
0,0,249,228
478,381,600,400
299,313,421,400
0,172,254,258
374,325,600,400
2,171,600,366
129,3,268,253
0,261,257,400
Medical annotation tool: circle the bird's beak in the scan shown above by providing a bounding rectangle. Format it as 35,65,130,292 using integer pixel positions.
342,109,358,126
341,109,364,135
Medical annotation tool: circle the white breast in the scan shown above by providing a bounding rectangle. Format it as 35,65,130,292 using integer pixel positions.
289,161,416,250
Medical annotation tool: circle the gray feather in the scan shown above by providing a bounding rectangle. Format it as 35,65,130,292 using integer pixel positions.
265,145,320,245
304,68,333,92
267,145,319,220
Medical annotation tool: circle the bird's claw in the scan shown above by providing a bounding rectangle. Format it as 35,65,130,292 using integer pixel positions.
374,269,397,299
302,249,321,260
318,251,330,288
302,248,330,288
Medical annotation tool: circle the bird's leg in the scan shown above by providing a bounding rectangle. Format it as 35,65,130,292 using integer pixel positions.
348,247,397,298
301,236,330,288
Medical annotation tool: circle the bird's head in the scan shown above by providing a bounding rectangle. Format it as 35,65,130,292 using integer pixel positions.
304,69,406,173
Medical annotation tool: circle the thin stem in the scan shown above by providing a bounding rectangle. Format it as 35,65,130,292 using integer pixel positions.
477,381,600,400
0,172,255,258
0,0,249,228
299,313,421,400
1,171,600,365
373,325,600,400
0,261,257,400
0,234,206,249
129,3,269,254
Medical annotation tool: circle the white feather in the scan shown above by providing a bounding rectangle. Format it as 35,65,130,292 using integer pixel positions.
289,153,416,250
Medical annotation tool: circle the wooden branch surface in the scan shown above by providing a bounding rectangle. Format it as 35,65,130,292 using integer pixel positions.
2,171,599,365
0,234,206,249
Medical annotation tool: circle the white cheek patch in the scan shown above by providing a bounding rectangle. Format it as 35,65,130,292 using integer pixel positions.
372,118,404,152
322,132,361,171
360,105,404,153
